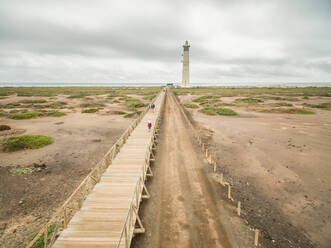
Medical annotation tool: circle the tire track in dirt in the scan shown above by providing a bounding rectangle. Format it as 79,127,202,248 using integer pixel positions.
132,91,235,248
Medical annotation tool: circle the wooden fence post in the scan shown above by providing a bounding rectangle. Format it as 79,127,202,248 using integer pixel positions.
44,229,48,248
227,184,231,200
219,173,223,185
237,201,241,216
63,207,68,228
254,229,259,246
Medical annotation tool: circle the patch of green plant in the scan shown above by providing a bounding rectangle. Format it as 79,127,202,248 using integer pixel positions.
270,102,293,107
218,102,236,107
183,103,199,109
235,97,262,105
216,108,238,116
260,96,298,101
0,96,7,99
143,94,157,100
9,110,65,119
199,108,218,115
260,108,315,114
80,102,105,108
193,95,220,103
31,224,56,248
123,112,137,118
20,99,47,104
125,98,146,110
10,168,34,174
2,135,54,152
0,103,21,109
68,92,89,98
303,102,331,109
112,110,127,115
9,111,41,120
0,110,8,116
199,107,237,116
49,101,67,108
45,111,66,117
82,108,99,113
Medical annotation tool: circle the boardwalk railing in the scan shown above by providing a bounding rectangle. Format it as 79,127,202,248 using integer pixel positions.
116,90,165,248
26,92,163,248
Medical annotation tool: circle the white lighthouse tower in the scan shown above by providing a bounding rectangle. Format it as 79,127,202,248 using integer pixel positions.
182,40,190,87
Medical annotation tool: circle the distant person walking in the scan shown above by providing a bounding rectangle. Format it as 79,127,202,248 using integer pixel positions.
150,103,155,112
147,120,152,131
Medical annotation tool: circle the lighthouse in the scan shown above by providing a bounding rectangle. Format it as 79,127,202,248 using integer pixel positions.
182,40,190,87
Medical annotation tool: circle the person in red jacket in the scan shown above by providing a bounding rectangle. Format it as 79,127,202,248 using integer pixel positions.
147,119,152,131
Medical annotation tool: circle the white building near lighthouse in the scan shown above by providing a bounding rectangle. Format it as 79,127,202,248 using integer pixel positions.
182,40,190,87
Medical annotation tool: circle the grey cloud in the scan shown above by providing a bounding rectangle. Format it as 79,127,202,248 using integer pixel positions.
0,0,330,83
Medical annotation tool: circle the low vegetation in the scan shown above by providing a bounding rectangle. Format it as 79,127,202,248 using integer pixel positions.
9,111,66,120
303,102,331,109
270,102,293,107
123,110,142,118
260,96,298,101
235,97,263,105
199,107,237,116
0,103,21,109
9,111,41,120
48,101,67,108
0,86,161,98
193,95,220,103
2,134,54,152
20,99,47,104
216,108,238,116
112,110,127,115
31,224,56,248
143,94,157,100
260,108,315,114
80,102,105,108
183,103,199,109
171,87,331,97
10,168,34,174
82,108,99,113
125,98,146,111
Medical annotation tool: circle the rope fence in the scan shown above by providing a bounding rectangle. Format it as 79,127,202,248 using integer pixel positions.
171,91,260,247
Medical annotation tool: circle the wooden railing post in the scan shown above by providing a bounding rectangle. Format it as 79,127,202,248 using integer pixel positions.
44,229,48,248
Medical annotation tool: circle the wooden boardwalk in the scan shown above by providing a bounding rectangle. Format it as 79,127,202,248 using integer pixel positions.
52,91,165,248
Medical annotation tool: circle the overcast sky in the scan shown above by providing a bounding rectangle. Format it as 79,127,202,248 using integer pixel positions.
0,0,331,84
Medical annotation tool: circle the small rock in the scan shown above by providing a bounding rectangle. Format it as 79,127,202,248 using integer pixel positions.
13,229,16,233
19,200,23,205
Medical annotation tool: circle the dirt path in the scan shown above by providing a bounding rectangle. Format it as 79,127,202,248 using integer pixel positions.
132,92,236,248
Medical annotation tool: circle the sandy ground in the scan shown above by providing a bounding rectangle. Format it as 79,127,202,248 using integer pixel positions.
178,95,331,248
0,109,131,247
132,92,256,248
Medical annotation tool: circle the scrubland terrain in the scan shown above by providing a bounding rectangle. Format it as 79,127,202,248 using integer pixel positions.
175,87,331,248
0,87,160,247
